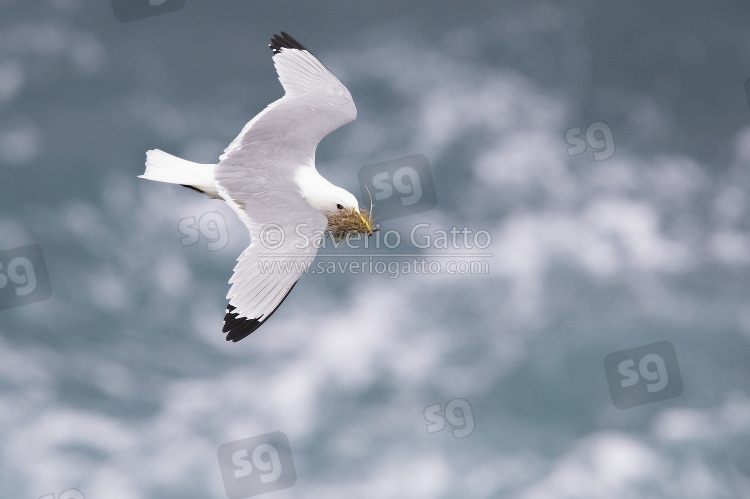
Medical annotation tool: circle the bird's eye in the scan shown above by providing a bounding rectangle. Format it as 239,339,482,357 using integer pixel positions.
336,204,344,210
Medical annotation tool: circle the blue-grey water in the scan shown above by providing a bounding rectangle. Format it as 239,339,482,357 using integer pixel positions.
1,1,749,498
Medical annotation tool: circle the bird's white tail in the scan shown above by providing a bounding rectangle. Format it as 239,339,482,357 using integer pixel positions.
139,149,221,199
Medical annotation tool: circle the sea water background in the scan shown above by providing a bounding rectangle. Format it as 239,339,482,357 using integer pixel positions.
1,1,749,497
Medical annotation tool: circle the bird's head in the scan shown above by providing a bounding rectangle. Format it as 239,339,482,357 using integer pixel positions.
296,169,377,239
330,188,373,232
325,186,377,240
331,188,359,212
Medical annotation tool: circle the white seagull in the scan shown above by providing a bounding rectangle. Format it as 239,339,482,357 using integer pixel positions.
139,32,363,342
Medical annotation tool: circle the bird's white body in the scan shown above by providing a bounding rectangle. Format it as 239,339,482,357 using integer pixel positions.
141,149,358,213
139,32,360,342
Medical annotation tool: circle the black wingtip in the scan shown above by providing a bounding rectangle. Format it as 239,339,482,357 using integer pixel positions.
269,32,307,55
221,281,300,342
223,304,264,342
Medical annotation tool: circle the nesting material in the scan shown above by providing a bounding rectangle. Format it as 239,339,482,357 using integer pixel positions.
325,207,378,242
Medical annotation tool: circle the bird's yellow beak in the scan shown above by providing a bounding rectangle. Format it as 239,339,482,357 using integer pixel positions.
357,209,372,232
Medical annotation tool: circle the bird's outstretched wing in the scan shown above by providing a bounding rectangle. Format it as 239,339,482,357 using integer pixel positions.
221,198,326,342
217,31,356,175
214,32,356,341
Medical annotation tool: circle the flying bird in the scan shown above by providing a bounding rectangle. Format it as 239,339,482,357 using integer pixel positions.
139,32,370,342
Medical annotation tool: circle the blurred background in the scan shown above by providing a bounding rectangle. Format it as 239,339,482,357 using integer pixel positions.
1,1,750,497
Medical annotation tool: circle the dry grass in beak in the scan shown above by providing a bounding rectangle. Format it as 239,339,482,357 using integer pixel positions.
325,207,378,242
